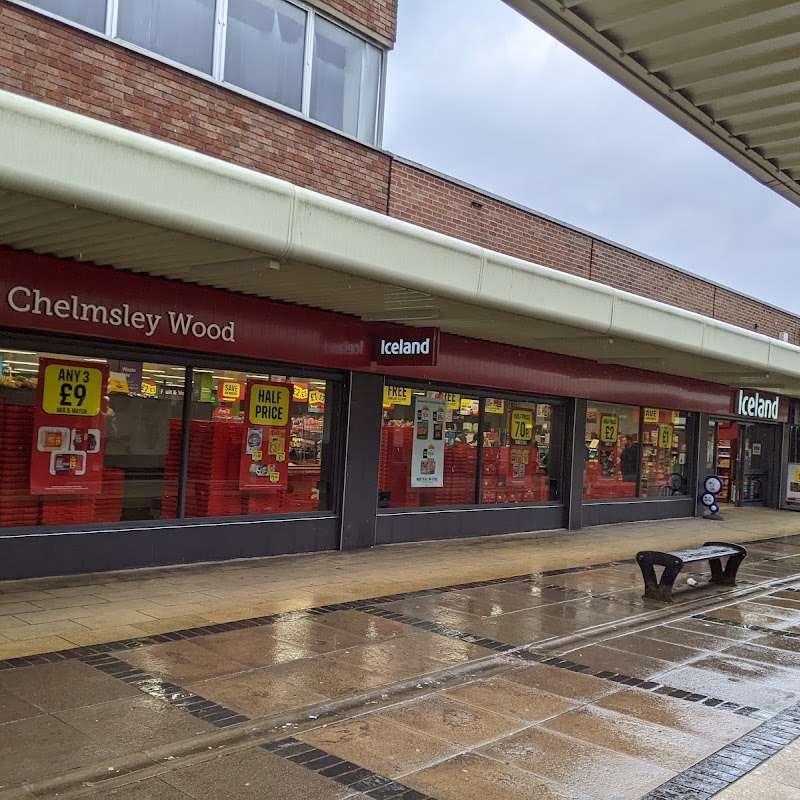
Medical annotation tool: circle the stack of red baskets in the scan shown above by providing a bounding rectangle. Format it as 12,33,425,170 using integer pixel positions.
185,421,243,518
95,468,124,523
160,418,182,518
0,401,39,527
378,426,420,508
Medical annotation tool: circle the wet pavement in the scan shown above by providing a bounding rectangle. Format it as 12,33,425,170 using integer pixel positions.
1,508,800,798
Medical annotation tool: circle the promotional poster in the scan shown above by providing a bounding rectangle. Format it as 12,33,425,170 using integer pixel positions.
239,380,292,492
30,358,108,495
410,396,446,488
787,464,800,505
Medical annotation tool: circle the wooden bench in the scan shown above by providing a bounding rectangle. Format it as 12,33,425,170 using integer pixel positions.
636,541,747,602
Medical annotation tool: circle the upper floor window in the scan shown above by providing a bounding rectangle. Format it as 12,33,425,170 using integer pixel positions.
17,0,384,145
117,0,217,75
225,0,307,112
23,0,106,31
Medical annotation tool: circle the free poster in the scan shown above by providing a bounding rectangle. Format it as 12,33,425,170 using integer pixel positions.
239,380,292,491
30,358,107,495
411,396,446,488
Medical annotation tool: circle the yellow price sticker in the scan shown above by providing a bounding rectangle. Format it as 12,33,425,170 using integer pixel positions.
443,393,461,410
42,364,103,416
643,408,660,424
659,424,674,449
269,472,280,483
293,384,309,401
248,384,290,426
510,409,533,442
251,449,262,462
275,453,286,462
383,386,412,406
600,415,619,445
221,381,242,400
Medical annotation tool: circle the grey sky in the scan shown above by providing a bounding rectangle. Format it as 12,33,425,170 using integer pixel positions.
383,0,800,315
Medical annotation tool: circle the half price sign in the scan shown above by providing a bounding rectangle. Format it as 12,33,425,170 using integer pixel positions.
240,381,292,492
510,409,533,442
600,415,619,445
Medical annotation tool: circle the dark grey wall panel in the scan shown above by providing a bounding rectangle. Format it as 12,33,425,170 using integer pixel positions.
340,372,384,550
376,504,564,545
582,498,694,527
0,516,339,580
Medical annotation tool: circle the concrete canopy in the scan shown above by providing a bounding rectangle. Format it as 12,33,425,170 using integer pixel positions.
1,89,800,396
504,0,800,209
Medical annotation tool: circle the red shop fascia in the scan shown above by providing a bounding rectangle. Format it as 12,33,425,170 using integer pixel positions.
0,247,732,414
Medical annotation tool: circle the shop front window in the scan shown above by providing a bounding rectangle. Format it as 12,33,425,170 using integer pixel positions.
379,386,478,508
0,349,183,527
378,385,560,509
0,346,338,529
186,369,334,518
584,403,639,500
640,407,690,496
480,399,556,504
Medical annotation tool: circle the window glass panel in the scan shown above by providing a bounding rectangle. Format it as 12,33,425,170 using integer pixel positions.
357,42,381,143
310,16,380,141
480,399,557,504
117,0,216,74
186,369,334,518
0,349,183,527
640,408,690,496
584,403,639,499
379,387,478,508
25,0,106,31
225,0,306,111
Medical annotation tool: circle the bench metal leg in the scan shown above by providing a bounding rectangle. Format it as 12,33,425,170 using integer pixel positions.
708,553,745,586
637,552,682,603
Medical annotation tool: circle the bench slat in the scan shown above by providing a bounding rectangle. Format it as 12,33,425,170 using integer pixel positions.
668,545,740,562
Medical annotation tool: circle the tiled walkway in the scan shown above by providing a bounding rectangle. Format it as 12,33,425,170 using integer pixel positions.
1,507,797,660
1,507,800,799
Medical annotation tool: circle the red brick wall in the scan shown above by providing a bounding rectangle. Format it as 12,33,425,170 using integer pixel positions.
323,0,397,42
0,3,796,344
389,163,799,343
589,241,716,317
0,3,391,213
711,287,799,342
388,162,593,278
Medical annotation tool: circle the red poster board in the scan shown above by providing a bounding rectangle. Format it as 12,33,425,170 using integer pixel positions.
507,445,535,486
31,358,108,495
239,381,292,492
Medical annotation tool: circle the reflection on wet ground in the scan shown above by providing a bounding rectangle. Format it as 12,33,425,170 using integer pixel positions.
3,518,800,797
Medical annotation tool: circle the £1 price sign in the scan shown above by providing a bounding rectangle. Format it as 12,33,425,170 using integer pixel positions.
31,358,108,495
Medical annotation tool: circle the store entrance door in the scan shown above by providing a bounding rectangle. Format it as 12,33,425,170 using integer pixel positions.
738,423,776,506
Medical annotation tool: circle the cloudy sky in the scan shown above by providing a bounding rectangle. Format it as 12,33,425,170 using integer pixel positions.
382,0,800,315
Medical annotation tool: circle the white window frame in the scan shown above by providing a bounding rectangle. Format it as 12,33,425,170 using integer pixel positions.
8,0,384,146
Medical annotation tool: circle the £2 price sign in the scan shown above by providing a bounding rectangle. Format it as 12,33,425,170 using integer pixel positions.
239,381,292,492
600,415,619,445
31,359,108,495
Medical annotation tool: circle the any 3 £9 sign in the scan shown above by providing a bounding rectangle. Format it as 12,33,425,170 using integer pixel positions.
42,364,103,416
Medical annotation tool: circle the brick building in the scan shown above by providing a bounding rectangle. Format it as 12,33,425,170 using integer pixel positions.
0,0,799,578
